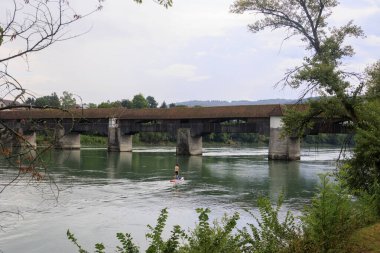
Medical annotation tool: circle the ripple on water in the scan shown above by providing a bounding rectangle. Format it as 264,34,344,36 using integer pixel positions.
0,147,341,253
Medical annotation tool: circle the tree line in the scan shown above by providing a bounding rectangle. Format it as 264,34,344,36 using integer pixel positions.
25,92,177,109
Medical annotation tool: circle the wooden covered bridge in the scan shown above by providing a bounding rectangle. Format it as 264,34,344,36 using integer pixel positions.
0,104,347,160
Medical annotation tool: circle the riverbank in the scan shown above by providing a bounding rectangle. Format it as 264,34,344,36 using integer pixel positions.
350,222,380,252
74,134,352,148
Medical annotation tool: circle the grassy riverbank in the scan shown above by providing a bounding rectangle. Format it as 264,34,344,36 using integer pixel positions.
69,134,351,148
80,135,107,147
350,222,380,252
35,133,352,149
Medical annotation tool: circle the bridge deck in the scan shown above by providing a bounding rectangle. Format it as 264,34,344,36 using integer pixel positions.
0,104,307,120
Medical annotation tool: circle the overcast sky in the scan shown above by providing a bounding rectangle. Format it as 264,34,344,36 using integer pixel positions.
4,0,380,104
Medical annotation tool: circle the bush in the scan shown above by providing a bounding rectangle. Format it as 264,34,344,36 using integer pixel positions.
80,135,107,147
180,208,240,253
67,208,240,253
350,181,380,226
339,100,380,195
145,208,185,253
238,195,300,253
301,175,355,253
67,230,139,253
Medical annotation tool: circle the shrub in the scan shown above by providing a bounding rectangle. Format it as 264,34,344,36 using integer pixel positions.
301,175,355,253
80,135,107,147
180,208,241,253
339,100,380,195
145,208,186,253
67,230,139,253
238,195,300,253
350,180,380,227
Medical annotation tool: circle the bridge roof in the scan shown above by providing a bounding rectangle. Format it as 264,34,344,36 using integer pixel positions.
0,104,308,120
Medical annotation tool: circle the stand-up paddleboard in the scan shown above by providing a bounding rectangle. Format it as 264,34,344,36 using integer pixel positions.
170,177,184,183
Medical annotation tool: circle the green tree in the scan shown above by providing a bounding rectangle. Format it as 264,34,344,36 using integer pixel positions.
340,100,380,194
87,103,98,109
232,0,379,194
146,96,158,108
111,101,122,108
35,92,61,107
60,91,77,109
25,97,35,105
121,99,133,108
98,101,113,108
160,101,168,108
98,100,122,108
231,0,365,125
132,94,148,109
365,60,380,98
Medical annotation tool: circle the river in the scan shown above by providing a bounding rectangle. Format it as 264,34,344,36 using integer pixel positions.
0,146,341,252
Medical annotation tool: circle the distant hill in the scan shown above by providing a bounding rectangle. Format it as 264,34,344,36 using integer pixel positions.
175,99,304,107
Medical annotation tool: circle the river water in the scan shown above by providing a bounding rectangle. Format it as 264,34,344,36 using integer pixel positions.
0,146,341,252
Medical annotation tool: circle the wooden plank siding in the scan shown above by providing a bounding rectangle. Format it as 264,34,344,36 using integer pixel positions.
0,104,309,120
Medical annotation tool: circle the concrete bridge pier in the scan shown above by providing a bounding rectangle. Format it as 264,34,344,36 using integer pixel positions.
2,123,37,150
0,126,15,154
55,128,81,149
176,128,202,156
268,116,300,160
108,119,132,152
108,127,133,152
23,132,37,149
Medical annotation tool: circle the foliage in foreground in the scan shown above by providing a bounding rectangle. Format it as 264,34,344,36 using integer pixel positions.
339,99,380,195
238,195,300,253
181,208,240,253
301,175,357,253
68,174,380,253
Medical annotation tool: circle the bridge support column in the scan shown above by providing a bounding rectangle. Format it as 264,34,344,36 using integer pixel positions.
176,128,202,156
108,122,132,152
9,126,37,149
55,128,81,149
0,126,14,154
268,116,300,160
23,132,37,149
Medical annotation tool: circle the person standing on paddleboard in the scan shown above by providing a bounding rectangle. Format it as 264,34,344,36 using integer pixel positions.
174,163,180,179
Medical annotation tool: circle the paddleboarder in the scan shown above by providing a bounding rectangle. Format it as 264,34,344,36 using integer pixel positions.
174,163,180,179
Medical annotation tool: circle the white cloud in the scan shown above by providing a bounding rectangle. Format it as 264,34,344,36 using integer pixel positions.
195,51,208,58
148,64,209,82
365,35,380,46
81,0,251,46
331,0,380,23
1,0,379,104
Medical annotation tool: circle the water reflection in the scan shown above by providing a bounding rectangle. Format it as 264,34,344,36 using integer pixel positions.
185,156,203,172
42,149,332,205
55,149,81,166
268,160,300,198
106,152,133,179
